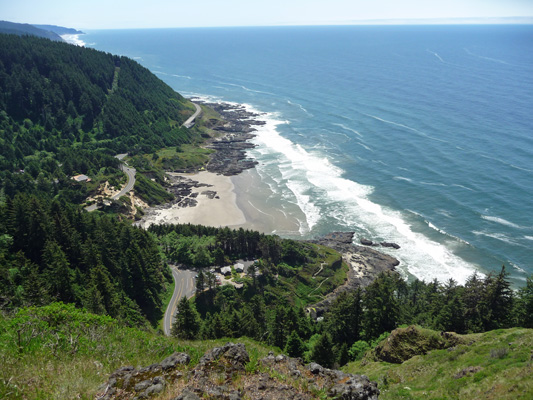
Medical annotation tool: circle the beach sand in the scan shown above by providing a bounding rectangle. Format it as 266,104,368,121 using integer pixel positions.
141,171,245,228
139,169,304,235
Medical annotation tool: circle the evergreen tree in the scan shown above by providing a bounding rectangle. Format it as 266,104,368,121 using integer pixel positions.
515,276,533,328
482,265,514,330
196,271,205,293
285,330,306,358
363,272,399,340
311,332,335,368
171,296,201,339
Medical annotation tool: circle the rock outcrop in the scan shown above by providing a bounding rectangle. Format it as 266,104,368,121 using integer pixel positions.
367,325,467,364
307,232,400,318
96,342,379,399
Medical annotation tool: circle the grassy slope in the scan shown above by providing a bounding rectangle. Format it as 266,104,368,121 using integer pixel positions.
344,327,533,400
0,304,275,400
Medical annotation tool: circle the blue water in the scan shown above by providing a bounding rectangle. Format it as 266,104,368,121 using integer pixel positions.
83,25,533,285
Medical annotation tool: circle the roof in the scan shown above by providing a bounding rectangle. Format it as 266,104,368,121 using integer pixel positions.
221,266,232,275
72,174,91,182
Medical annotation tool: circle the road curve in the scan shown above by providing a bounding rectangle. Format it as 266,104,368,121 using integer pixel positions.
85,160,136,212
164,266,196,336
111,165,136,200
182,102,202,128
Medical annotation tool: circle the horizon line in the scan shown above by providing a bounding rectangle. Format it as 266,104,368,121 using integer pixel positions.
68,16,533,31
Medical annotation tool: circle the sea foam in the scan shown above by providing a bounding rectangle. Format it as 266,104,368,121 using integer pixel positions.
245,105,479,284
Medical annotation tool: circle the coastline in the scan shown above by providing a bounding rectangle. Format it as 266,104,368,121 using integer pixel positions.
137,100,300,234
138,171,246,229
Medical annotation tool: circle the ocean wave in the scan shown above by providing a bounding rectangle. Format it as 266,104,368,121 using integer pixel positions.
481,215,525,230
420,181,448,187
332,123,363,138
393,176,413,183
451,184,475,192
428,222,471,245
287,100,313,116
61,34,85,46
220,82,277,96
463,48,517,67
356,141,373,152
524,236,533,242
473,230,523,246
426,50,445,63
362,113,448,144
172,74,192,80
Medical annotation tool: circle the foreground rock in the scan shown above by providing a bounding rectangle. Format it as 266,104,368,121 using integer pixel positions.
308,232,400,318
366,325,467,364
96,342,379,399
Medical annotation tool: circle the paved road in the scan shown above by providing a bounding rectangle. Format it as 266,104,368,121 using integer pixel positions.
182,102,202,128
85,160,136,212
111,165,136,200
164,267,196,336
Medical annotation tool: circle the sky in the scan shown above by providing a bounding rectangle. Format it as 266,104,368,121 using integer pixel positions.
2,0,533,29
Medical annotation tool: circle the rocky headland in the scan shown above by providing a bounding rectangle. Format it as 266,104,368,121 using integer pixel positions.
307,232,400,318
96,342,379,400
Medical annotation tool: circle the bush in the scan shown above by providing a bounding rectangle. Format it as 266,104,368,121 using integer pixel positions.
349,340,371,361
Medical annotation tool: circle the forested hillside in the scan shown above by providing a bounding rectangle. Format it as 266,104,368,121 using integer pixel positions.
0,34,199,327
0,34,196,200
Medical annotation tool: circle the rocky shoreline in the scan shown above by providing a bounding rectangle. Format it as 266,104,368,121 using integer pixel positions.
307,232,400,318
196,99,265,176
137,100,265,224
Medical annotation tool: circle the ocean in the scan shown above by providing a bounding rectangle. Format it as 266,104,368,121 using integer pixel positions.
81,25,533,286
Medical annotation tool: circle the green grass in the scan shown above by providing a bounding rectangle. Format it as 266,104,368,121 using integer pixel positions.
154,144,213,171
133,173,174,205
269,243,348,308
343,327,533,399
0,303,277,400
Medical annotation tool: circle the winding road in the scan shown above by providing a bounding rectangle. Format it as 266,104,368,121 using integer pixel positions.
164,266,196,336
182,102,202,128
85,155,136,212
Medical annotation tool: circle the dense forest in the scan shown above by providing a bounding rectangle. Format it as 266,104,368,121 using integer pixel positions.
0,34,197,202
0,34,201,327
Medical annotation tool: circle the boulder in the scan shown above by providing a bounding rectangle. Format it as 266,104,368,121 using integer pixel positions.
380,242,400,249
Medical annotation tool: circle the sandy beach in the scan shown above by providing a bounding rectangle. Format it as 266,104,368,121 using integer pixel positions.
139,171,246,228
138,169,304,235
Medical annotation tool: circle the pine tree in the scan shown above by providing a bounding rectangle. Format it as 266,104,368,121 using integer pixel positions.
171,296,201,339
363,272,399,340
515,276,533,328
311,332,335,368
483,265,514,330
285,330,306,358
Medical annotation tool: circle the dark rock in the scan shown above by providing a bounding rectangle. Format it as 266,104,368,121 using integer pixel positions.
134,380,152,392
161,352,191,371
360,238,374,246
99,343,379,400
144,383,165,396
197,342,250,373
308,362,324,375
173,389,201,400
380,241,400,249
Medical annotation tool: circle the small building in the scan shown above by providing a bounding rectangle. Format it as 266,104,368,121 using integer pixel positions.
220,266,232,276
72,174,91,182
234,263,244,273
